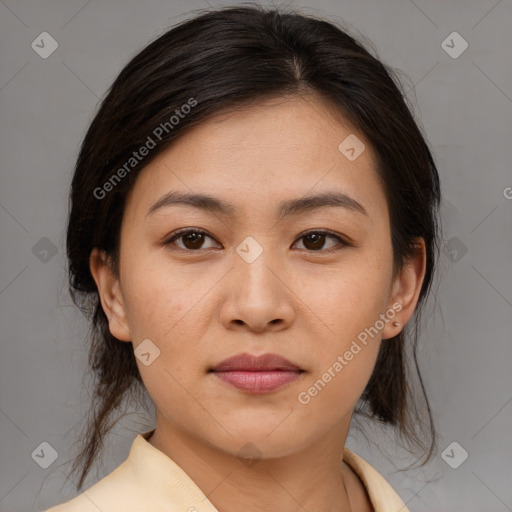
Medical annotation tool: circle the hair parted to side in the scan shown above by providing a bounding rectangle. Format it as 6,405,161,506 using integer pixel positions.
65,3,441,490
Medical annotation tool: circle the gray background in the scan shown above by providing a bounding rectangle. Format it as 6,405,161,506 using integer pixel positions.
1,0,511,511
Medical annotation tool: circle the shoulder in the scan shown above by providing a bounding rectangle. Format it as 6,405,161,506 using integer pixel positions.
343,447,410,512
41,430,186,512
42,458,139,512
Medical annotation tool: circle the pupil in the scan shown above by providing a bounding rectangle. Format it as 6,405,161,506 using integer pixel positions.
306,233,324,250
185,232,203,249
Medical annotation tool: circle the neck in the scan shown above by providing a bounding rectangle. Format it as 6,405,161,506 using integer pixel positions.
147,418,358,512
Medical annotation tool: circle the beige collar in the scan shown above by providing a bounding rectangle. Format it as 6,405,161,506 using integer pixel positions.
129,429,408,512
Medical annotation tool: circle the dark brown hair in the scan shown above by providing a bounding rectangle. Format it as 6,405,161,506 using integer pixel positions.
65,3,441,490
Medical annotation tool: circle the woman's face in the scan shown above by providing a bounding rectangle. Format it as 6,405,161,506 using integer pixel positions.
91,94,424,459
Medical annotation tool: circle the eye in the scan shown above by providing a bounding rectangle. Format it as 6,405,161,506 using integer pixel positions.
293,230,349,253
163,228,220,251
162,228,350,253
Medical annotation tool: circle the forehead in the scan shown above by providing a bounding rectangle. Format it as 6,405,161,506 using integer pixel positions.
123,94,387,224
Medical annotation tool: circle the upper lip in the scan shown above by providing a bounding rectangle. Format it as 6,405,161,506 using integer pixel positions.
211,353,303,372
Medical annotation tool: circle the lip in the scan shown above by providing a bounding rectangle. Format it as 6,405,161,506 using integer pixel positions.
209,353,305,393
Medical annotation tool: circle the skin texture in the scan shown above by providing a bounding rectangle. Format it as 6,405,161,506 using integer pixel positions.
90,93,426,512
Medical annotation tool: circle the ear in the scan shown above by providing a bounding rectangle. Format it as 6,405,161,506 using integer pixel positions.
381,238,427,340
89,248,132,342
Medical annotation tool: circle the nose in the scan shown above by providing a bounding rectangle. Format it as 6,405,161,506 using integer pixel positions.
219,248,295,333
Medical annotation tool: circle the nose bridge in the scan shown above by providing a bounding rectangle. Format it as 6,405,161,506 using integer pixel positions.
219,233,295,330
234,234,281,297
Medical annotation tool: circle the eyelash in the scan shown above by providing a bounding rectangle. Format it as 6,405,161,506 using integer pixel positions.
162,228,351,254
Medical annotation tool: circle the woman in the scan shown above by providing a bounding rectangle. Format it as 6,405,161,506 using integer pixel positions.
43,4,440,511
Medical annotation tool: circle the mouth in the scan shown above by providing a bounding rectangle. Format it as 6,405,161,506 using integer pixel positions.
209,352,305,393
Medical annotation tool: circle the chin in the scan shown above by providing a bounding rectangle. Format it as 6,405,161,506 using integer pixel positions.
207,425,306,459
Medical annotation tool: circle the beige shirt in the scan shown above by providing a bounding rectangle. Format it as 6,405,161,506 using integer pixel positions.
43,429,409,512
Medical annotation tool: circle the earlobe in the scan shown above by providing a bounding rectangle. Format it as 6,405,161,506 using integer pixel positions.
382,238,427,340
89,248,132,342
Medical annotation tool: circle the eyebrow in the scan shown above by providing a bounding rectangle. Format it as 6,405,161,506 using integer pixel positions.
145,190,368,220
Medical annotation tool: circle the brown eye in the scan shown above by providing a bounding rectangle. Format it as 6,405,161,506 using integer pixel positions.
302,232,327,250
164,228,219,251
180,231,206,250
294,230,348,252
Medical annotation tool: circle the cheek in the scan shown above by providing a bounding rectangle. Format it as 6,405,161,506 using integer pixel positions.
120,254,203,341
305,349,379,423
121,260,211,372
296,254,391,400
297,256,392,337
299,296,384,417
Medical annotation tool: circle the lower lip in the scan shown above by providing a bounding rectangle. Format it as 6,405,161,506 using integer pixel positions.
212,370,303,393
